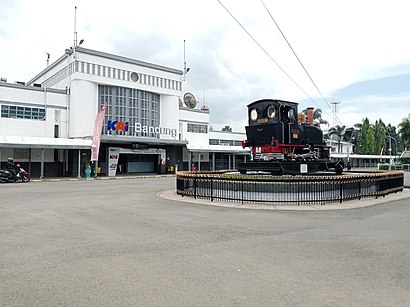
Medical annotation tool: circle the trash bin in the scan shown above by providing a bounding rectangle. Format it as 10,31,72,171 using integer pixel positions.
85,167,91,178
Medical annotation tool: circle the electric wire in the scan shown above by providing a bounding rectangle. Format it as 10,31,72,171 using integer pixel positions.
217,0,342,126
260,0,343,125
216,0,322,111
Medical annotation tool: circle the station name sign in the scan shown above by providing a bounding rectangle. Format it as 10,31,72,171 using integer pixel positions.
135,123,177,138
107,120,176,138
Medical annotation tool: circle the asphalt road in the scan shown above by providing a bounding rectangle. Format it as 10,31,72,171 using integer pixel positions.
1,177,409,306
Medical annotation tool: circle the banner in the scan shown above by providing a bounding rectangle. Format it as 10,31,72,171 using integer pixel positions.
91,103,107,161
108,147,120,177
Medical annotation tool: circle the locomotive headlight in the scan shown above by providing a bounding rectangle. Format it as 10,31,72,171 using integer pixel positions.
267,105,276,119
250,108,258,121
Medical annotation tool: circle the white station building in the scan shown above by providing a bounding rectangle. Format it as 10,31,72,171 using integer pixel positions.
0,47,249,178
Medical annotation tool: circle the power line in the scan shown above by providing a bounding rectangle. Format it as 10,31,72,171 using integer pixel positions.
217,0,343,125
216,0,323,112
260,0,342,125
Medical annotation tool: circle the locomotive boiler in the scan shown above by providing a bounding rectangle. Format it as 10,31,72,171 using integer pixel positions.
237,99,343,175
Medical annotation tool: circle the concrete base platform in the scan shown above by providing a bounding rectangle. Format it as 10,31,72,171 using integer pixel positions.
158,188,410,211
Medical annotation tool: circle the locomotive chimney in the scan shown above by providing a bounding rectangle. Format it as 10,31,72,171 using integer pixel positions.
307,107,314,126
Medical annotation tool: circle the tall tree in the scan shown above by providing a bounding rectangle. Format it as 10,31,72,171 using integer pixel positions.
385,124,401,155
373,119,386,155
351,123,362,153
398,115,410,150
357,118,375,154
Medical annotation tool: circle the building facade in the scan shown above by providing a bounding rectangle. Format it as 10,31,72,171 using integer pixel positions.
0,47,249,178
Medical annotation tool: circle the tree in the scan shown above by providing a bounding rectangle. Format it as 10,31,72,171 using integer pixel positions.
301,108,329,126
385,124,401,156
222,125,232,132
358,118,376,154
373,119,386,155
328,125,345,153
350,123,362,154
398,114,410,150
354,119,402,155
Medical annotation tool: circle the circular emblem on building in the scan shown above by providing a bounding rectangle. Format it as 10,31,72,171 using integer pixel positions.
130,72,140,82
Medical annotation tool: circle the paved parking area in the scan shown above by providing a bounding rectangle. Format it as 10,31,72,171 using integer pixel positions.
1,177,409,306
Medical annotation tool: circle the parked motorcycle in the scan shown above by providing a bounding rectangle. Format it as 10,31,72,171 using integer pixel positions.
0,164,30,183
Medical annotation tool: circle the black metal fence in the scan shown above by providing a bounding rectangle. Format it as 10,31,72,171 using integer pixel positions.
176,170,404,205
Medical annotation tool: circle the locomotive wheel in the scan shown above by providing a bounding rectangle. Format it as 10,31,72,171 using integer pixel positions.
335,165,343,175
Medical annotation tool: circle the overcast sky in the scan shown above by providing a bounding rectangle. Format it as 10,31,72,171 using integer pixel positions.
1,0,409,132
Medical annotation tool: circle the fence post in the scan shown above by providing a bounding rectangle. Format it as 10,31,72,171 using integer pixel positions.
358,180,361,200
241,180,244,204
339,181,343,203
210,177,213,202
194,177,197,199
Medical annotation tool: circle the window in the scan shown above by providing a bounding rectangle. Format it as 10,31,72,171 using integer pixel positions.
188,123,207,134
54,124,59,138
1,105,46,120
98,85,160,138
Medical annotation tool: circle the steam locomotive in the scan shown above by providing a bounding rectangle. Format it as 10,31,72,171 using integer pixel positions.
237,99,343,175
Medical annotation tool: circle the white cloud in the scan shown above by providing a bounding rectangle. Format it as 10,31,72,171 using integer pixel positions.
1,0,409,131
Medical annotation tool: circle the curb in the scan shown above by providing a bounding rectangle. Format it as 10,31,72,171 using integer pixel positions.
157,188,410,211
31,174,176,183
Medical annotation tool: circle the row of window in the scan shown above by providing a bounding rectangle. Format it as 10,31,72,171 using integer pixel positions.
99,85,160,138
1,105,46,120
187,123,208,134
209,139,242,146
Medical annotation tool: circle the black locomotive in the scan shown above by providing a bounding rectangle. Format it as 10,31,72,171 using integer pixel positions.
237,99,343,175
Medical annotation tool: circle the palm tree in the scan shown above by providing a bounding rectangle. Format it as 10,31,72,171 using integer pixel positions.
351,123,362,153
328,125,346,153
301,108,329,126
398,115,410,150
222,125,232,132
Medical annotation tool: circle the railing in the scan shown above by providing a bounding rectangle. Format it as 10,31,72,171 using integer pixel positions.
378,164,410,171
176,170,404,205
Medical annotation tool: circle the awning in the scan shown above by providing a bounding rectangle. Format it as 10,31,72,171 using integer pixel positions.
331,153,399,159
400,151,410,158
0,136,92,149
102,135,188,146
187,144,250,154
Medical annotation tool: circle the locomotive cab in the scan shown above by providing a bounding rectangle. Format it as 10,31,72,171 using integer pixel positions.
245,99,299,147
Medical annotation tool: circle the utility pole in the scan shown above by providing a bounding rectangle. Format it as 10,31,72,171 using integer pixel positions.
331,101,341,126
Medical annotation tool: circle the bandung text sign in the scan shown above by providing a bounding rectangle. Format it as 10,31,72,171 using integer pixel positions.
135,123,176,138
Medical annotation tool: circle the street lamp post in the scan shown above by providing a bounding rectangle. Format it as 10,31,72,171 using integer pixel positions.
386,135,397,166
